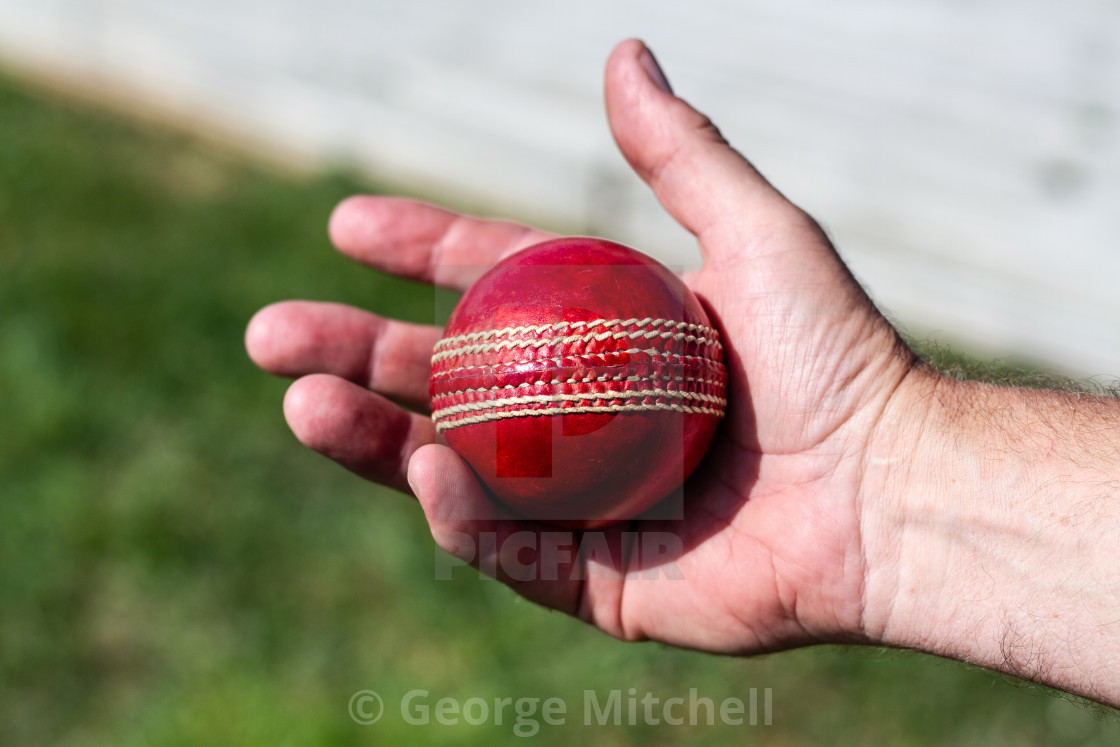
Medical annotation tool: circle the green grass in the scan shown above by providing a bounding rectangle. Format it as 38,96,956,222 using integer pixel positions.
0,73,1116,746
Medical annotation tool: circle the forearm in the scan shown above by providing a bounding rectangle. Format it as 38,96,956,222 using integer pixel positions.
861,368,1120,705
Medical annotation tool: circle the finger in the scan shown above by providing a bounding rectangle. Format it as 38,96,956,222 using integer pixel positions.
408,444,583,613
284,373,436,495
604,39,808,259
247,301,438,412
328,196,556,291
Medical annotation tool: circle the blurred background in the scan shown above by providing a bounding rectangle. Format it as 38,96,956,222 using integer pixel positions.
1,0,1118,744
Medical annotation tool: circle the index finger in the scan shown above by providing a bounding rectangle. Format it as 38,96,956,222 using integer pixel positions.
329,196,556,291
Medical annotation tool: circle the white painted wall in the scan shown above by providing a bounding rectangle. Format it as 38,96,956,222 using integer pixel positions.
1,0,1118,375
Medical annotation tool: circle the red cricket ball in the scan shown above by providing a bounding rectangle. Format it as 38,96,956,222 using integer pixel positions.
429,237,727,527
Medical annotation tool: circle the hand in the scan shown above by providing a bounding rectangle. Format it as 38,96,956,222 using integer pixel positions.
245,39,917,655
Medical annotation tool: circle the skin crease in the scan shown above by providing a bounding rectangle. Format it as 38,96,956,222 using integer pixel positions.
246,39,1120,706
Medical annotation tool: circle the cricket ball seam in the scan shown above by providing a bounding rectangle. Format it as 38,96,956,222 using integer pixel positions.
431,349,726,379
432,317,720,351
431,326,721,364
433,386,728,418
431,317,727,433
431,374,726,409
435,372,727,392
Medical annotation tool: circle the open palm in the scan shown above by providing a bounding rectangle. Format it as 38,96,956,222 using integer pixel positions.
246,39,915,656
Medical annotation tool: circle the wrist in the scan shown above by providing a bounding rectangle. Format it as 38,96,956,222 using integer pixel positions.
858,367,1120,703
858,369,1031,657
856,362,946,649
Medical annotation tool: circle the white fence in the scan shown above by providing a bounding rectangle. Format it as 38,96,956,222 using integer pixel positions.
2,0,1118,375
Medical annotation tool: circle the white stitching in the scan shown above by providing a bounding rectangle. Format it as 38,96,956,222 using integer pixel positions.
431,373,727,396
431,388,728,421
431,348,725,378
433,317,716,351
432,326,722,364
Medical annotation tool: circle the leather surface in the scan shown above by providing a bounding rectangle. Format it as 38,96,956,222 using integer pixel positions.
430,238,726,527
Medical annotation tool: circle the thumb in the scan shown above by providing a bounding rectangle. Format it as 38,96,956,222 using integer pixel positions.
605,39,800,258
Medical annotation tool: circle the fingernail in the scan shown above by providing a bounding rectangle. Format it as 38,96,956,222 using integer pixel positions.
638,46,673,95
